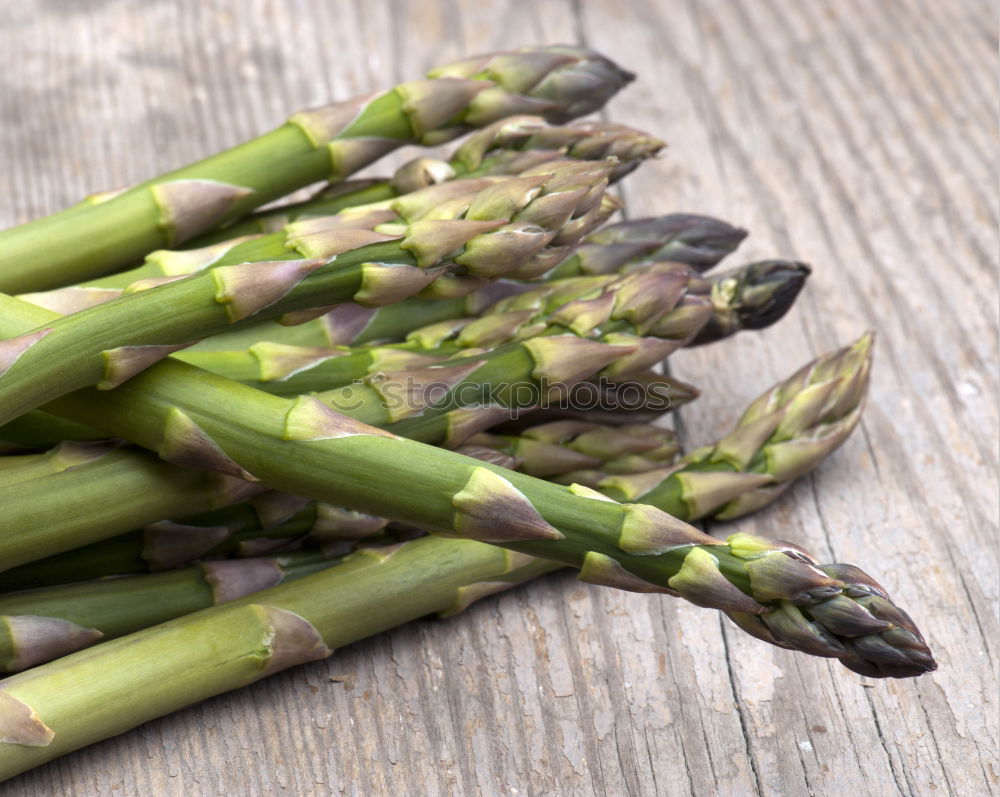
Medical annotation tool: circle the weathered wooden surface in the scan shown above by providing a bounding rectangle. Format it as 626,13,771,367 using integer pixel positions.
1,0,996,794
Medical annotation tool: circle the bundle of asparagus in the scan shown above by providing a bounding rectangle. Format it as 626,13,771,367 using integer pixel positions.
0,44,934,782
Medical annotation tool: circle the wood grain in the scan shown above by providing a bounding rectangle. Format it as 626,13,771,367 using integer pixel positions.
1,0,996,794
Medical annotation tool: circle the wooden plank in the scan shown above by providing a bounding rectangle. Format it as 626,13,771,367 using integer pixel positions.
575,2,999,796
0,0,995,794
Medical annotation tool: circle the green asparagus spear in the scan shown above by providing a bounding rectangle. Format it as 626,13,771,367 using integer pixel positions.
0,45,633,293
606,332,875,520
0,550,342,672
158,258,794,396
0,259,800,570
0,500,935,781
0,413,108,449
0,285,933,681
0,336,874,677
470,421,680,479
544,213,747,279
162,212,747,355
0,445,263,569
0,160,616,427
492,369,697,428
14,116,656,302
180,116,663,248
326,261,805,438
0,441,118,490
0,539,561,779
0,489,395,588
0,420,661,590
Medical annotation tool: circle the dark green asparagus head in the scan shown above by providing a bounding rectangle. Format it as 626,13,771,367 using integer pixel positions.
688,259,811,346
392,116,665,193
603,333,873,521
282,159,619,307
566,214,748,277
431,45,635,125
470,419,680,480
445,459,935,677
718,533,936,678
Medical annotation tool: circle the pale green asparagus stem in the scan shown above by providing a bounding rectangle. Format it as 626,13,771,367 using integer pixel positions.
179,116,662,248
174,213,746,355
0,292,934,680
0,550,342,672
0,45,632,293
0,160,616,428
0,538,558,779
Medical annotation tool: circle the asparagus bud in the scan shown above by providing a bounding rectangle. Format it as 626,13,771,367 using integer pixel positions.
689,260,811,345
546,214,749,279
601,334,873,521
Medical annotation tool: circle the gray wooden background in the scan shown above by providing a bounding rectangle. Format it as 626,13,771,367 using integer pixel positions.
1,0,997,795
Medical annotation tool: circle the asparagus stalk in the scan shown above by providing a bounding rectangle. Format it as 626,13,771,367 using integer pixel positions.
37,357,940,674
0,256,802,454
0,259,801,568
0,160,617,427
0,284,934,679
0,367,699,450
0,419,663,590
179,116,664,248
6,213,742,446
0,45,633,293
492,369,697,427
17,116,657,303
1,491,394,589
0,550,343,672
0,441,118,490
0,445,264,569
470,421,680,479
0,494,935,782
611,332,876,520
161,258,800,396
0,413,107,450
0,337,875,675
337,261,807,439
545,213,749,279
162,212,747,355
0,539,562,779
0,445,517,590
438,334,874,525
